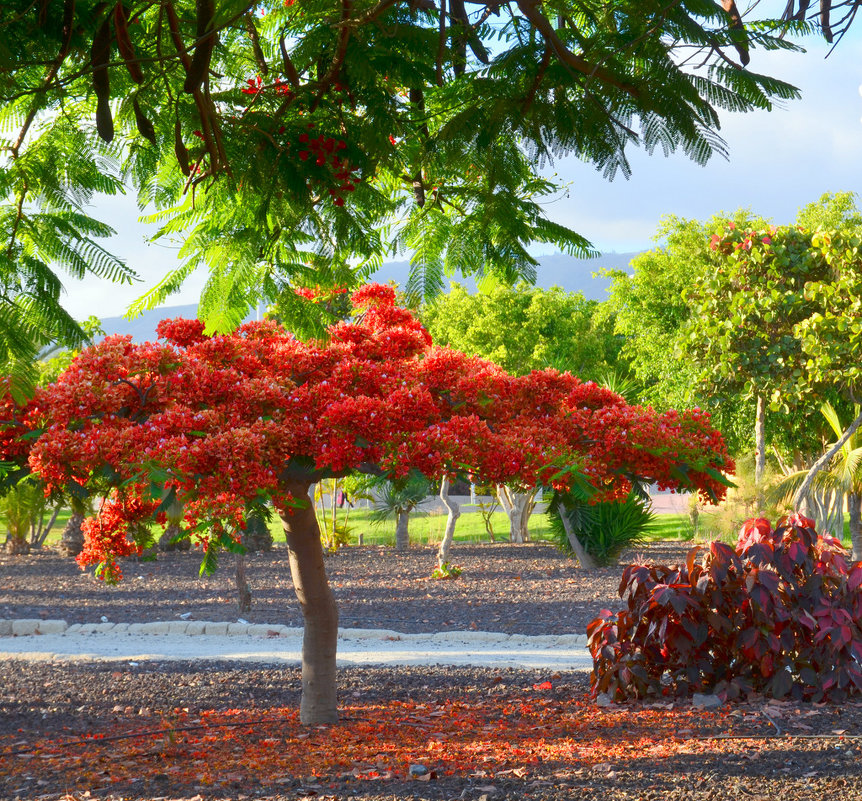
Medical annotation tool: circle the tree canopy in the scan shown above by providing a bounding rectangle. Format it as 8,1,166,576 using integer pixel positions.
1,283,732,722
0,0,807,345
422,282,620,379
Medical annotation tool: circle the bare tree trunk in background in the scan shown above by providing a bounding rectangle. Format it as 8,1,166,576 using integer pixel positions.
794,407,862,513
436,476,461,568
280,479,339,724
497,486,535,543
754,393,766,510
559,502,598,569
235,552,252,615
58,511,85,557
395,509,410,551
848,493,862,562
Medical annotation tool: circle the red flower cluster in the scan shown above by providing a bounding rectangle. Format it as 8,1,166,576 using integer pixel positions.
296,130,356,206
1,284,732,580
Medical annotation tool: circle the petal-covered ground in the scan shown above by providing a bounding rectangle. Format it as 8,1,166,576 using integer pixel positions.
1,663,860,800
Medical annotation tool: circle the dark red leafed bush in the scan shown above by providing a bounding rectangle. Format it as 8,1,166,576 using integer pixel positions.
588,514,862,702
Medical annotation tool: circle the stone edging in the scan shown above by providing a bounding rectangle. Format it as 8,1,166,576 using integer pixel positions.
0,618,588,647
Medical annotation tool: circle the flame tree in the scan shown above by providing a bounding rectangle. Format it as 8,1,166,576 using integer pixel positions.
1,285,732,722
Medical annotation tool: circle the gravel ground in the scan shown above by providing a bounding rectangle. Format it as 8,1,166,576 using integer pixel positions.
3,541,862,801
0,540,682,634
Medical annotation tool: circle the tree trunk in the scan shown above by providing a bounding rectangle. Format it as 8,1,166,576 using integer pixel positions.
30,504,60,549
559,503,598,569
58,511,85,557
436,476,461,568
794,407,862,511
235,551,252,615
242,514,273,552
395,509,410,551
518,489,536,542
279,480,339,724
5,533,29,554
496,486,535,543
754,393,766,510
849,493,862,562
158,522,190,551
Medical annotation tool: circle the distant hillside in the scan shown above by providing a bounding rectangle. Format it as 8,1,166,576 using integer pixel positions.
99,252,638,342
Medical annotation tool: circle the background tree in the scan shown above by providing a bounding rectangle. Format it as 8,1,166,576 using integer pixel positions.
1,1,804,336
603,193,862,479
3,285,732,724
424,281,623,540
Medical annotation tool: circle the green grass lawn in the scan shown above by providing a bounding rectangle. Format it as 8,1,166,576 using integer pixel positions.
307,506,554,547
7,507,856,554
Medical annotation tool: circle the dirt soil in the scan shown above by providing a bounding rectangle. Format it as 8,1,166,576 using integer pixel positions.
2,541,862,801
0,540,686,634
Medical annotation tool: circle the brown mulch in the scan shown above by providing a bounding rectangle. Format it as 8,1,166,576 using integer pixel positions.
2,541,862,801
0,540,691,634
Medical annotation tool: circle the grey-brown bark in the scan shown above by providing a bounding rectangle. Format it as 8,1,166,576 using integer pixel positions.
235,552,252,615
395,509,410,551
849,493,862,562
57,511,85,557
280,480,339,724
754,393,766,510
559,503,598,569
436,475,461,568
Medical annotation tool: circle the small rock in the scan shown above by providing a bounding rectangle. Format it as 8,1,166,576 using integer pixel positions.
409,764,429,776
692,692,722,710
596,692,614,707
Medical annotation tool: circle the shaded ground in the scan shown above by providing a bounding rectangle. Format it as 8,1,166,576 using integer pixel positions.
0,541,694,634
1,662,861,801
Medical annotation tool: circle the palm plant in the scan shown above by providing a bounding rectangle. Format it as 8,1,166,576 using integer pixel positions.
368,472,433,551
769,402,862,560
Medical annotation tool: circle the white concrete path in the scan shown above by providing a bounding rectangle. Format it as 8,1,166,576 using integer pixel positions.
0,619,594,672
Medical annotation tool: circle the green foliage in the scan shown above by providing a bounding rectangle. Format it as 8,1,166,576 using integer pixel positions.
368,472,434,523
431,561,462,580
548,489,654,566
1,474,59,551
423,282,622,378
1,1,809,334
705,452,782,542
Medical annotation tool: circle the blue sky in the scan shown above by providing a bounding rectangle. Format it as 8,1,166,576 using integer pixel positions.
69,27,862,319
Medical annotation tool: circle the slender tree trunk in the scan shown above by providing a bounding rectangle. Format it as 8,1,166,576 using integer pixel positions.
518,489,537,542
58,511,85,557
497,485,532,543
279,479,339,724
395,509,410,551
794,407,862,511
848,493,862,562
754,393,766,510
235,552,252,615
30,504,60,549
436,476,461,568
559,502,597,569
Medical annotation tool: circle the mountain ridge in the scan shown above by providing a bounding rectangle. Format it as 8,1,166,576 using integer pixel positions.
98,252,638,342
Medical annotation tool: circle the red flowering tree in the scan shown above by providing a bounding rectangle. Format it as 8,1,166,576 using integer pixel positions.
2,285,732,723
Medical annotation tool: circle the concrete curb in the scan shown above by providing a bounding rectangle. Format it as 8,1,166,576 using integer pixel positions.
1,618,588,646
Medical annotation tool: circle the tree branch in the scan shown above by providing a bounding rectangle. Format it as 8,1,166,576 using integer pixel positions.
514,0,642,99
793,406,862,509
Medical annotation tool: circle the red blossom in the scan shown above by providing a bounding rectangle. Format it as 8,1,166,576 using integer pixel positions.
1,285,732,581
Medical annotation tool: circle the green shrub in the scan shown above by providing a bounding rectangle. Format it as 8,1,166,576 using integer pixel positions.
548,490,654,566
